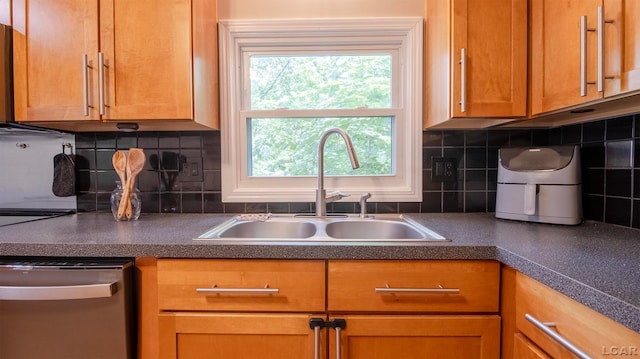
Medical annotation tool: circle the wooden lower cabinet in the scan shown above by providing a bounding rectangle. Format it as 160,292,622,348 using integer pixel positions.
513,333,551,359
158,313,323,359
329,315,500,359
501,267,640,359
327,260,500,359
152,259,502,359
156,259,326,359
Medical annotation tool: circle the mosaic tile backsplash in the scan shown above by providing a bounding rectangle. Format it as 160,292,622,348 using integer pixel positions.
75,113,640,230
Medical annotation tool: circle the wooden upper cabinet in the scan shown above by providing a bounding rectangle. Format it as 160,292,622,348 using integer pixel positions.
531,0,602,115
531,0,640,115
603,0,640,97
13,0,99,121
13,0,218,129
100,0,192,121
425,0,527,128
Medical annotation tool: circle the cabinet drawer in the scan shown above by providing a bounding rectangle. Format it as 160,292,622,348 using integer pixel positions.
515,273,640,359
328,260,499,312
157,259,325,312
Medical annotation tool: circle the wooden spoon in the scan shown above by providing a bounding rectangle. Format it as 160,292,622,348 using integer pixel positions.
122,148,146,219
112,151,128,220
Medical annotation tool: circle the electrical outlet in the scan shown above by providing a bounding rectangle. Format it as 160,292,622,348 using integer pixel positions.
431,157,457,182
178,156,204,182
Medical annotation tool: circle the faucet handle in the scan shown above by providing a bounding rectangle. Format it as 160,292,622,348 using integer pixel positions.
326,191,349,203
359,193,372,218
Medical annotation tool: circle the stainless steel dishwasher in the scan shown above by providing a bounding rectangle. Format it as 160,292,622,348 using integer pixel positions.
0,258,135,359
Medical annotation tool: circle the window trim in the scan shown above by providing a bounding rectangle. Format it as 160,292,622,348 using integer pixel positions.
219,17,423,203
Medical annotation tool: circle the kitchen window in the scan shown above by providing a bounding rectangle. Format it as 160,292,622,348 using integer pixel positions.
219,17,423,202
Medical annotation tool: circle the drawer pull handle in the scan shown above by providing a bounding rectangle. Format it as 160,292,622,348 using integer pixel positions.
525,313,592,359
375,283,460,294
196,284,280,295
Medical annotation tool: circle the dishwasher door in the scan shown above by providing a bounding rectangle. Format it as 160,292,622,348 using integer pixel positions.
0,259,135,359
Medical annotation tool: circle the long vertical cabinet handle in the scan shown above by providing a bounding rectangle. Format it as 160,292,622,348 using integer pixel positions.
597,7,604,92
331,319,346,359
335,325,342,359
580,16,589,97
98,52,106,115
309,318,324,359
82,54,90,116
525,313,593,359
581,15,598,96
314,325,320,359
459,48,467,112
597,6,615,92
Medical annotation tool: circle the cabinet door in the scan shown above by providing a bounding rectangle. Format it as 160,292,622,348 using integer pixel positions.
159,313,323,359
513,334,552,359
13,0,99,121
329,315,500,359
530,0,602,115
99,0,192,120
604,0,640,96
450,0,527,118
425,0,526,127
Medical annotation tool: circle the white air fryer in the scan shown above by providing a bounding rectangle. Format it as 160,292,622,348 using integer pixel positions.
495,145,582,225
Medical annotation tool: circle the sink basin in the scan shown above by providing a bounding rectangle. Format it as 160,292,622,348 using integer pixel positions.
326,220,434,240
196,214,448,242
199,217,317,239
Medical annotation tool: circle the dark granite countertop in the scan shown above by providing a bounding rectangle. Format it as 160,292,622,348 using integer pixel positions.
0,212,638,333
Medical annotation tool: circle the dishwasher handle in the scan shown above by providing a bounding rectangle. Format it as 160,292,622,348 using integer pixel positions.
0,282,119,301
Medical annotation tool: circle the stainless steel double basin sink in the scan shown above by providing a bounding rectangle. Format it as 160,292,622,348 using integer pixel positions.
196,214,448,242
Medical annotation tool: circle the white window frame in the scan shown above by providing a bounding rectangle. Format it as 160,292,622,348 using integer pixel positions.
219,17,423,203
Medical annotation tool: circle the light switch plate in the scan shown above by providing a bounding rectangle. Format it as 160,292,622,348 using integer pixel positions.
178,156,204,182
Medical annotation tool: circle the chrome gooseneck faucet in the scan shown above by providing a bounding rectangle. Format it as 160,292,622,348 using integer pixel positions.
316,128,359,216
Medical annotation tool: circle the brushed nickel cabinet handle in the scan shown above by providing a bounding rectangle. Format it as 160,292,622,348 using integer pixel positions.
375,283,460,294
525,313,592,359
309,318,324,359
459,47,467,112
335,325,342,359
597,6,604,92
98,52,107,115
314,324,321,359
580,16,597,96
196,284,279,295
597,6,615,92
82,54,90,116
331,319,346,359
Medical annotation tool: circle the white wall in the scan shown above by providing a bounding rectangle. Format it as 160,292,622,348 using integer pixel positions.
218,0,424,19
